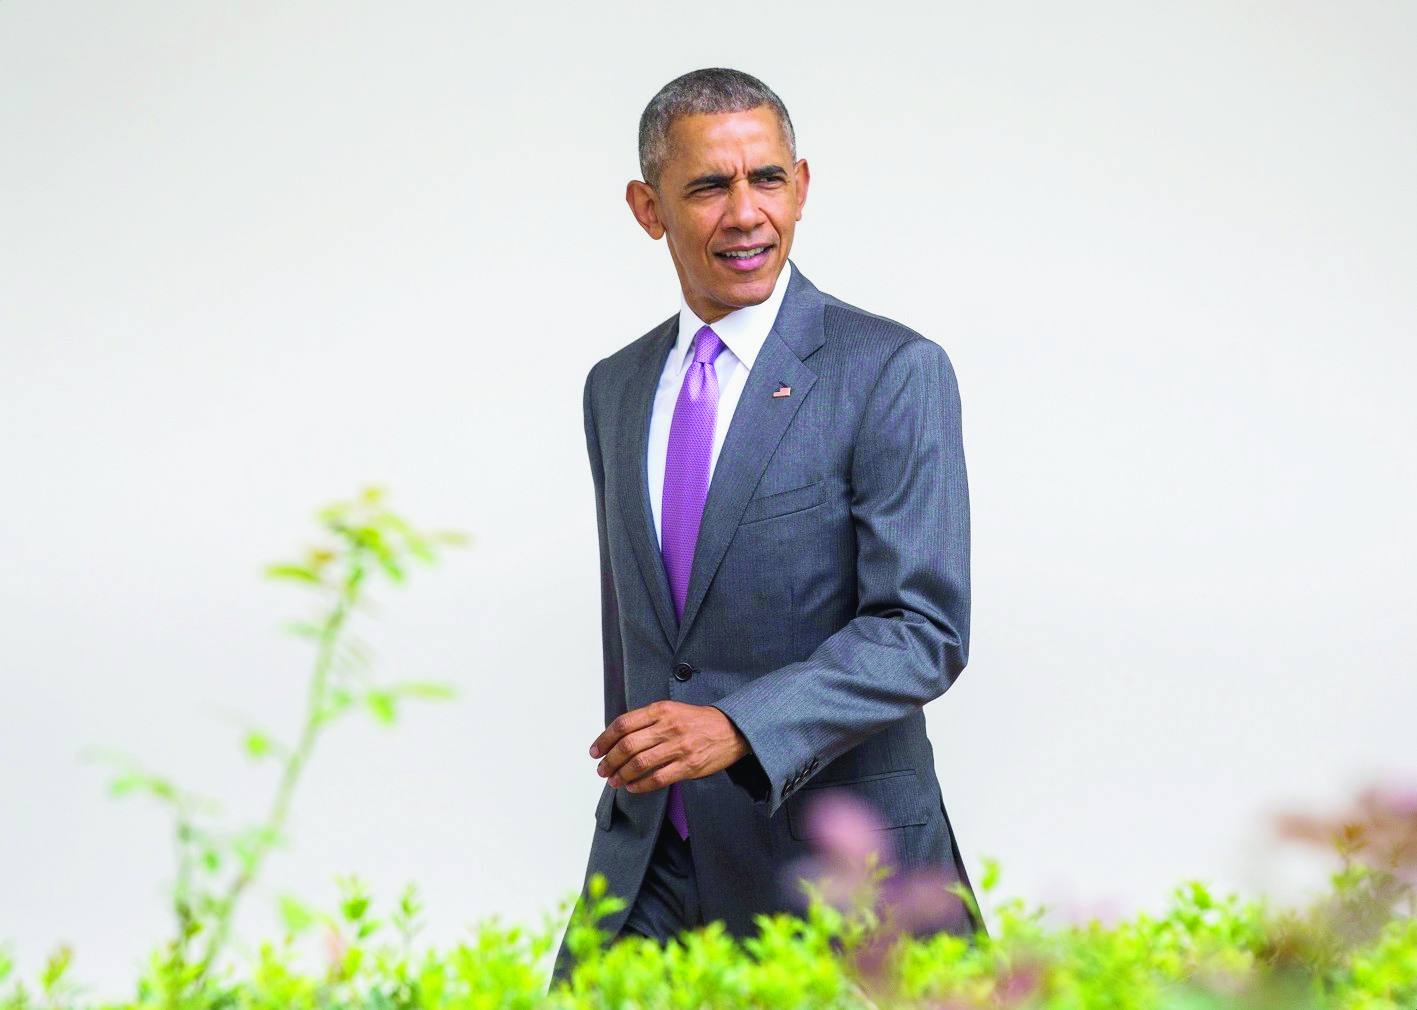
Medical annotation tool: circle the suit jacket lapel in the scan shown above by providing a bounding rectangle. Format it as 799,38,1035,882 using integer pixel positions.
676,267,826,648
618,317,680,647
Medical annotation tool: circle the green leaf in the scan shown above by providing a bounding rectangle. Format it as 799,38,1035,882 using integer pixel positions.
367,531,405,582
395,884,424,926
277,894,319,936
280,619,324,639
390,681,457,702
980,856,1001,894
264,563,323,585
39,944,73,996
243,730,271,760
110,771,181,804
108,773,146,798
365,691,397,726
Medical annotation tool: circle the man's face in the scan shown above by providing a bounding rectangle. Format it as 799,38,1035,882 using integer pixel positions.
627,106,810,324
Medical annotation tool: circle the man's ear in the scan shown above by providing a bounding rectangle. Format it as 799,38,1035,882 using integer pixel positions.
626,180,666,240
792,159,810,221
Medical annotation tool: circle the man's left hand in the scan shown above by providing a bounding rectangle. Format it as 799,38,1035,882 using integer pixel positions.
590,702,749,792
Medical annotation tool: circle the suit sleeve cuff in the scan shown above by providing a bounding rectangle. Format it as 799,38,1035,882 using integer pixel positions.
724,752,771,803
712,705,770,803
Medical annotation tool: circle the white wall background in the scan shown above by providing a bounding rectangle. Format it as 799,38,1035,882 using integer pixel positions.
2,0,1414,994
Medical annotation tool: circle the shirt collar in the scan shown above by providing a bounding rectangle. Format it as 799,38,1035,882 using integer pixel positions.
671,261,793,375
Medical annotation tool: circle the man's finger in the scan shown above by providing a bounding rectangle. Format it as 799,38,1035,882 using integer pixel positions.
607,740,679,788
624,757,688,793
597,726,666,780
589,705,661,759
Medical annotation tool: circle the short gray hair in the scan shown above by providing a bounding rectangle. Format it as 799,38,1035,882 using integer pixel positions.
638,68,796,188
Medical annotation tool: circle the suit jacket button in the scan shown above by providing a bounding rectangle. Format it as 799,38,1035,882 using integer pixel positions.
673,663,694,682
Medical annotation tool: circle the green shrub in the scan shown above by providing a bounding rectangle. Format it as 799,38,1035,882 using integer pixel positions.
5,852,1417,1009
3,491,1414,1009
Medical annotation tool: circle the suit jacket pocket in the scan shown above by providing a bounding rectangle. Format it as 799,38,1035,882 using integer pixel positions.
784,769,928,841
740,479,827,525
596,784,615,831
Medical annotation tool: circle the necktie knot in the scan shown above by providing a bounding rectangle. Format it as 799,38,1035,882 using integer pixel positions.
692,325,725,366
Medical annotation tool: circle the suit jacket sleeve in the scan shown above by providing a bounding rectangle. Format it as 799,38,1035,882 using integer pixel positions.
584,361,628,728
714,336,970,816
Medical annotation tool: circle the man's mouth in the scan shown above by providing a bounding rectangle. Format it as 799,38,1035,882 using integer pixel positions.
716,245,773,271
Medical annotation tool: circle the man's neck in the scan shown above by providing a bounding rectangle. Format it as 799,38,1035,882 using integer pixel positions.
675,262,793,373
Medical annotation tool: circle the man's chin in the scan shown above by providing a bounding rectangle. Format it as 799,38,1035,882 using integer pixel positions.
718,268,784,308
698,292,769,322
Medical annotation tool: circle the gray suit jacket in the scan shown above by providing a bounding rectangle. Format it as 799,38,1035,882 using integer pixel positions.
573,265,975,942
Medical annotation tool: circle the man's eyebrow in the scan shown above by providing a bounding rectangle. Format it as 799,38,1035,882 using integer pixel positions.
683,165,789,190
684,172,732,190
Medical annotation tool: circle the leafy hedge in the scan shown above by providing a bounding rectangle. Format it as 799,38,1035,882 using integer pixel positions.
4,491,1414,1008
5,850,1417,1010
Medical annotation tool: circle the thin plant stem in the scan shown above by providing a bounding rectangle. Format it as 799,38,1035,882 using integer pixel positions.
193,542,367,979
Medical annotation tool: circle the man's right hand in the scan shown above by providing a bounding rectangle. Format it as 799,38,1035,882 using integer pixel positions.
590,701,749,793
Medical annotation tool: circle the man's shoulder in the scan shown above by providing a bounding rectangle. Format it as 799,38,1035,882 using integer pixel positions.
814,287,950,369
780,265,940,357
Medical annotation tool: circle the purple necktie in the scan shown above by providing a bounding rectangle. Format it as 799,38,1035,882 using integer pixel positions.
660,324,725,840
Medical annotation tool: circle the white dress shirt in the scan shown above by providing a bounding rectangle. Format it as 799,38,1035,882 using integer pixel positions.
647,262,794,547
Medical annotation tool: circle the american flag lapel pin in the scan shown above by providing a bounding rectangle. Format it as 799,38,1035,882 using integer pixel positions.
772,383,792,398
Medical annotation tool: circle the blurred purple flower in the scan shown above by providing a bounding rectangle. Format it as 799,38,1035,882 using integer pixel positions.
1277,783,1417,882
784,789,976,978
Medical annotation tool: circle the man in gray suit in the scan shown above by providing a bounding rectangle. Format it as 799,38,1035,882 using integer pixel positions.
568,67,976,953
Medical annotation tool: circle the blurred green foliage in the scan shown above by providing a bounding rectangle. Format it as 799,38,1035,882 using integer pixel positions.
78,489,464,992
3,490,1415,1008
3,853,1416,1009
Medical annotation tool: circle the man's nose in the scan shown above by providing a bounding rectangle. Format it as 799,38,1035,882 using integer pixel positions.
724,182,765,230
